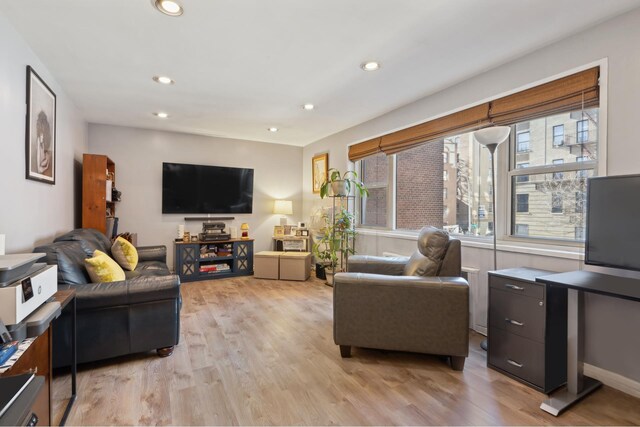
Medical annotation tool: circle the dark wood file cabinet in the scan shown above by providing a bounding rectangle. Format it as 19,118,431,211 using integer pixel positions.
488,268,568,393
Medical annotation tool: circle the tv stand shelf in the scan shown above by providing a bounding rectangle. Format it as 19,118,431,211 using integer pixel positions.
174,239,253,282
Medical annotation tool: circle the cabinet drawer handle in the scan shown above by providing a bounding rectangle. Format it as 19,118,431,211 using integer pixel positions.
505,283,524,291
507,359,523,368
505,318,524,326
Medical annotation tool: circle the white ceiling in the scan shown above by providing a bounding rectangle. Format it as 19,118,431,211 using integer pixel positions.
2,0,639,147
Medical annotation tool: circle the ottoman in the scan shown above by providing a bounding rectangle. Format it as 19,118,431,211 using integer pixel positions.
254,251,281,279
280,252,311,281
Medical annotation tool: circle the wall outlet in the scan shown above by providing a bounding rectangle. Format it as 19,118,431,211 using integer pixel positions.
0,234,5,255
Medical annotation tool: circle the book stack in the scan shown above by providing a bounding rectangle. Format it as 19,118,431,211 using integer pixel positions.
199,264,231,273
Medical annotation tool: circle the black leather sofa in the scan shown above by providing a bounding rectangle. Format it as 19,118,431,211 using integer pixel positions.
34,229,181,368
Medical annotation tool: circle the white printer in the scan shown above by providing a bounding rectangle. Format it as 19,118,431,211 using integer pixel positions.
0,254,58,326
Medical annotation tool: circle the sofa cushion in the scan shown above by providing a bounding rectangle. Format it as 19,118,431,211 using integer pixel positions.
111,237,138,271
34,241,91,285
125,261,171,279
55,228,111,256
85,250,126,283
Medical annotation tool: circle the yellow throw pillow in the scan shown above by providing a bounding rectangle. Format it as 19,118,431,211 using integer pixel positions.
85,250,126,283
111,236,139,271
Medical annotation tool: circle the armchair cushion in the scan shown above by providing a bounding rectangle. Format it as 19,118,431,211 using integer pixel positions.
403,226,450,276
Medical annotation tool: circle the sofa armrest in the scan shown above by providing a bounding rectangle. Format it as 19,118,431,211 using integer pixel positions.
74,274,180,311
347,255,409,275
136,245,167,263
333,272,469,356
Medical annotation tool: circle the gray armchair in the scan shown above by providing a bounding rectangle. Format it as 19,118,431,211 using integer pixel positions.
333,226,469,370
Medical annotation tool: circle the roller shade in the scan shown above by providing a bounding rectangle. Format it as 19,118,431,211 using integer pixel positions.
348,137,382,162
489,67,599,125
379,103,490,155
349,67,599,160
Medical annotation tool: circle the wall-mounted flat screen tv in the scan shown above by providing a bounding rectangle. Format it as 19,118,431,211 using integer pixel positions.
162,162,254,214
585,174,640,271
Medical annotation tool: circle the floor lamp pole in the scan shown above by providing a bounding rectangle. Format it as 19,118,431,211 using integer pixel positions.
473,125,511,354
488,143,498,271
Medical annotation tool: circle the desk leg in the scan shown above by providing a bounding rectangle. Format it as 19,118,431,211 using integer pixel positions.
59,297,77,426
541,289,601,416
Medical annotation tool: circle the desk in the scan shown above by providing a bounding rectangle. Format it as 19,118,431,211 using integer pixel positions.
536,270,640,416
52,289,77,426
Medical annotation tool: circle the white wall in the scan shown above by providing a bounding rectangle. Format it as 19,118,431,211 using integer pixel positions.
302,8,640,383
88,124,303,267
0,13,87,253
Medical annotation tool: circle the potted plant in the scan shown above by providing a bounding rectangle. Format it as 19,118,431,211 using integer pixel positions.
312,208,356,285
320,168,369,199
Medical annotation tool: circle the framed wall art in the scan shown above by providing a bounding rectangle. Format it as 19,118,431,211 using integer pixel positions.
25,66,56,184
312,153,328,194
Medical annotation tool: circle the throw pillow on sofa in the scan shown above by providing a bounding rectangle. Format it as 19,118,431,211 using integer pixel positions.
111,236,139,271
85,250,126,283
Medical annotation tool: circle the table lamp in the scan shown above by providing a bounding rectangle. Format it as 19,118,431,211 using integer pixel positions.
240,223,249,240
273,200,293,226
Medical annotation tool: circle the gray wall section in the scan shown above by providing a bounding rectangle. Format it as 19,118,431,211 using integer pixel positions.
88,124,303,268
303,8,640,382
0,13,87,253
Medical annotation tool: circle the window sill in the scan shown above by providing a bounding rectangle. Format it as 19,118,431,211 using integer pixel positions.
356,227,584,260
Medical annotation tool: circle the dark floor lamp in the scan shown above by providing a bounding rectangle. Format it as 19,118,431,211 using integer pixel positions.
473,126,511,352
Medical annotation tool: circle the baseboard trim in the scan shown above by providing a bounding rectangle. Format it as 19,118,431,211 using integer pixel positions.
584,363,640,398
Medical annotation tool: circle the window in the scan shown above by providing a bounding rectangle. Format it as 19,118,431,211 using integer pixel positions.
443,170,449,181
509,108,598,240
517,131,530,152
360,152,388,227
551,192,563,213
553,125,564,146
577,119,589,143
443,188,448,199
516,163,529,182
575,226,585,241
516,194,529,213
395,141,445,230
552,159,564,180
515,224,529,236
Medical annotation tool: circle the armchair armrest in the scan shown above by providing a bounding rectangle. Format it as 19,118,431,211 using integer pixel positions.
136,245,167,263
347,255,409,275
74,274,180,311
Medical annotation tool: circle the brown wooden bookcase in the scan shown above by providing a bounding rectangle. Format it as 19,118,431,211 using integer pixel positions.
82,153,115,235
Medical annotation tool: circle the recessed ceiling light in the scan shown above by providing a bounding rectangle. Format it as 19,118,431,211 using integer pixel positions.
153,75,175,85
361,61,380,71
302,104,315,110
153,0,183,16
268,127,279,132
154,112,169,118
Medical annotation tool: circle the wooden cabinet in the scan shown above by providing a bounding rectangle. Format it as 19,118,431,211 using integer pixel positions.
82,153,116,235
488,268,567,394
1,327,52,426
174,240,253,282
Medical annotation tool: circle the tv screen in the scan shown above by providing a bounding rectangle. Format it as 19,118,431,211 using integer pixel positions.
585,174,640,271
162,162,254,214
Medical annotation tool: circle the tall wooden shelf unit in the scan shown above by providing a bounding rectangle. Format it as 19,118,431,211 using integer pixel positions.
82,153,115,235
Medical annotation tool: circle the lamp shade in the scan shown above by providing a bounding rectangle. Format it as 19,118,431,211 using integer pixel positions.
273,200,293,215
473,126,511,147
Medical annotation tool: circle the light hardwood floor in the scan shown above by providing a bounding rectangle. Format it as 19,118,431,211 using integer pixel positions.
52,276,640,425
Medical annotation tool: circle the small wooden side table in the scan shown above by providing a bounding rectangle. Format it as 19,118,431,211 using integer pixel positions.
52,289,77,426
